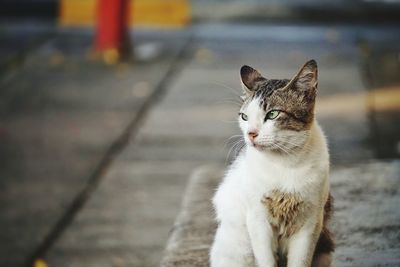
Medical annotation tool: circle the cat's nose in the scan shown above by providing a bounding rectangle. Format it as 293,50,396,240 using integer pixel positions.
248,131,258,141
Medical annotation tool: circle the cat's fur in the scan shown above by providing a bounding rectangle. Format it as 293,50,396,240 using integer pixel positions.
210,60,334,267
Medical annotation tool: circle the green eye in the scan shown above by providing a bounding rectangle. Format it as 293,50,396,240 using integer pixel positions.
239,112,248,121
266,110,280,120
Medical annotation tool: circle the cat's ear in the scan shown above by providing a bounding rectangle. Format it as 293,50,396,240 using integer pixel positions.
290,60,318,95
240,65,266,95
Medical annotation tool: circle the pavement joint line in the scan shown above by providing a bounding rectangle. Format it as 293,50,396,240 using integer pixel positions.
26,33,194,267
0,31,55,80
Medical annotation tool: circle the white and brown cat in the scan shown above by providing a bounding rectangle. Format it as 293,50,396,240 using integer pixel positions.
210,60,334,267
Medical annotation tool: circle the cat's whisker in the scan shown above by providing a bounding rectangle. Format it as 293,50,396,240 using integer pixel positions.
277,139,314,153
273,142,292,156
234,143,245,158
225,146,236,164
214,99,243,107
226,138,244,156
230,138,245,146
226,134,243,142
255,135,314,154
210,81,242,98
223,135,243,148
275,140,300,156
228,138,246,160
277,139,305,148
225,139,245,164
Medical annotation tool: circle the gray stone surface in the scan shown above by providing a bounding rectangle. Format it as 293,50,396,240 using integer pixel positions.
331,161,400,266
0,28,188,266
0,21,54,72
47,160,201,267
160,161,400,267
160,166,220,267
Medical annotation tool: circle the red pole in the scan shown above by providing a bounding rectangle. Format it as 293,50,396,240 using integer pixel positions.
94,0,130,64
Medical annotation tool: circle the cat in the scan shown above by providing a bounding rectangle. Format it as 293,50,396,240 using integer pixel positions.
210,60,334,267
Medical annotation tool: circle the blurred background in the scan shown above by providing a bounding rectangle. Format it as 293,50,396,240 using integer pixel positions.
0,0,399,266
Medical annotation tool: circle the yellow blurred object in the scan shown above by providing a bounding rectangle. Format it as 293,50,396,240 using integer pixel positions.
195,48,214,63
103,49,120,65
33,259,49,267
369,86,400,112
316,86,400,118
60,0,96,26
89,48,121,65
59,0,191,27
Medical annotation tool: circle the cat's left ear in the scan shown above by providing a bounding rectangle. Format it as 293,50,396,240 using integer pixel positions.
290,59,318,96
240,65,266,96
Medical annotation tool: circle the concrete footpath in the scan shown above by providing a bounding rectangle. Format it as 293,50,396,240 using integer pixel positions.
1,23,400,267
0,25,189,266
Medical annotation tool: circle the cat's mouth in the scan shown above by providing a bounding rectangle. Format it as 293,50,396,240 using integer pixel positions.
252,142,268,151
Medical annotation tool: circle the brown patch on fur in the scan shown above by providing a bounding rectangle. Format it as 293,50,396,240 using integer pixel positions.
263,192,335,266
263,81,316,131
262,190,308,237
323,194,333,223
311,252,332,267
314,194,335,255
314,226,335,255
265,61,317,130
262,193,335,255
275,111,311,132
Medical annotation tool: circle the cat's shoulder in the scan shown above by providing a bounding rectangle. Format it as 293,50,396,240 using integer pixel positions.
214,157,248,201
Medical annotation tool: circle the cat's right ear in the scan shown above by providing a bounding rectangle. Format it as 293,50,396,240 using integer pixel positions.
240,65,265,96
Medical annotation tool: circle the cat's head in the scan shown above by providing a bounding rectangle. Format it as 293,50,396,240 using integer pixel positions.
238,60,318,154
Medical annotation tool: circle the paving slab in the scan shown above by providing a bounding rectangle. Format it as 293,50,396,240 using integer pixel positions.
160,166,220,267
0,20,55,73
331,161,400,266
0,27,189,266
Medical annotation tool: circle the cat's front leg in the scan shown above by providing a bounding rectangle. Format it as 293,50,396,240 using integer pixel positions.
287,212,323,267
247,207,277,267
210,222,254,267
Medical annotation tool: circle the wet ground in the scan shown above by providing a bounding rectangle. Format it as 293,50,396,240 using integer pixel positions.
0,18,400,267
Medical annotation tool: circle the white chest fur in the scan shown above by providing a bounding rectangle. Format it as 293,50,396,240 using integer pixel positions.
238,146,327,208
